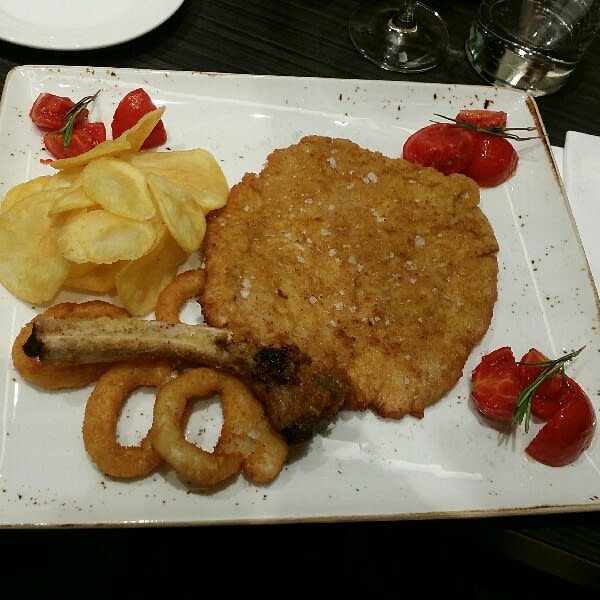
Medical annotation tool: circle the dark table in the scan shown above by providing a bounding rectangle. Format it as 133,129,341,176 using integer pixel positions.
1,1,599,595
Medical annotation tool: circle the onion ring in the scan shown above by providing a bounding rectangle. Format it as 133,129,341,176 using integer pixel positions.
215,386,288,485
151,367,279,487
82,359,176,478
12,300,130,390
154,268,205,323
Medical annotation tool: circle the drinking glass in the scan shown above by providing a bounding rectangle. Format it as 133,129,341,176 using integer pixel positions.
348,1,449,72
466,0,600,96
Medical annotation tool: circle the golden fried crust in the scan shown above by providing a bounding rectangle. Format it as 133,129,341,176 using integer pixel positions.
201,135,499,420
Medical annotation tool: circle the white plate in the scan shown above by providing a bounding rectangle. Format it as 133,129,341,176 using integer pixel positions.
0,65,599,528
0,1,184,50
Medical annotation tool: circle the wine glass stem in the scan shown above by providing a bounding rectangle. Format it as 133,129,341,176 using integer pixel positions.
390,1,417,31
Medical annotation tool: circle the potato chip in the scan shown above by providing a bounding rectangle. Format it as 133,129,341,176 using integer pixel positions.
116,226,188,316
65,261,125,293
122,106,166,153
43,167,84,190
125,148,229,212
50,136,132,171
1,175,53,213
58,209,157,264
147,173,207,253
66,262,99,279
81,156,155,221
0,192,71,303
49,186,98,216
0,103,228,315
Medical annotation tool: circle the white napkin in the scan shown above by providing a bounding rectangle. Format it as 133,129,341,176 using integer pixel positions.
553,133,600,287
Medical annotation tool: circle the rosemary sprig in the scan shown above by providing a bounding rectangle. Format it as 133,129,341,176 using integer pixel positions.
432,113,539,141
512,346,585,432
54,90,100,149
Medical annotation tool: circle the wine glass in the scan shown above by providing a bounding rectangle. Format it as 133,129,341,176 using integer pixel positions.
349,1,449,73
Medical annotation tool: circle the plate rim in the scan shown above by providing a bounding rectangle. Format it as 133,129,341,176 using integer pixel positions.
0,0,184,50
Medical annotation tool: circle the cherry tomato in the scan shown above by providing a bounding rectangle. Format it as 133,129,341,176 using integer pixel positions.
43,121,106,160
518,348,565,420
403,109,519,187
526,377,596,467
455,109,507,130
402,123,476,175
29,93,88,130
471,346,522,423
462,134,518,188
111,88,167,149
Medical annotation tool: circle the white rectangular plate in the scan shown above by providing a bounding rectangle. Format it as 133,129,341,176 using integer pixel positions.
0,66,598,528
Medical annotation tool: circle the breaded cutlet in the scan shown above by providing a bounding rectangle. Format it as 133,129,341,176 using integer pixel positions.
201,135,499,424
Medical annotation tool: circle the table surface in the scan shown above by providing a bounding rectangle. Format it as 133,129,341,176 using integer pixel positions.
0,1,599,594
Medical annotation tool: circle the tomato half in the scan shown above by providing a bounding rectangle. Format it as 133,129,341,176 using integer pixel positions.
29,93,88,130
43,121,106,160
471,346,522,423
525,377,596,467
455,109,507,130
402,123,476,175
462,134,518,188
518,348,565,420
111,88,167,149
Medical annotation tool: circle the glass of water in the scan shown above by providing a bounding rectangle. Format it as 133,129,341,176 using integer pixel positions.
466,0,600,96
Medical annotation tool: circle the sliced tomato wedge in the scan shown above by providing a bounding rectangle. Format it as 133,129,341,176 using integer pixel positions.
455,109,507,130
30,93,76,130
472,345,596,467
111,87,167,149
526,377,596,467
462,134,518,188
77,121,107,144
517,348,566,420
43,121,106,160
471,346,522,423
402,123,476,175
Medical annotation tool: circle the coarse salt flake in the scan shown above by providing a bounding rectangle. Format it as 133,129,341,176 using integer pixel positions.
415,235,425,247
370,208,385,223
